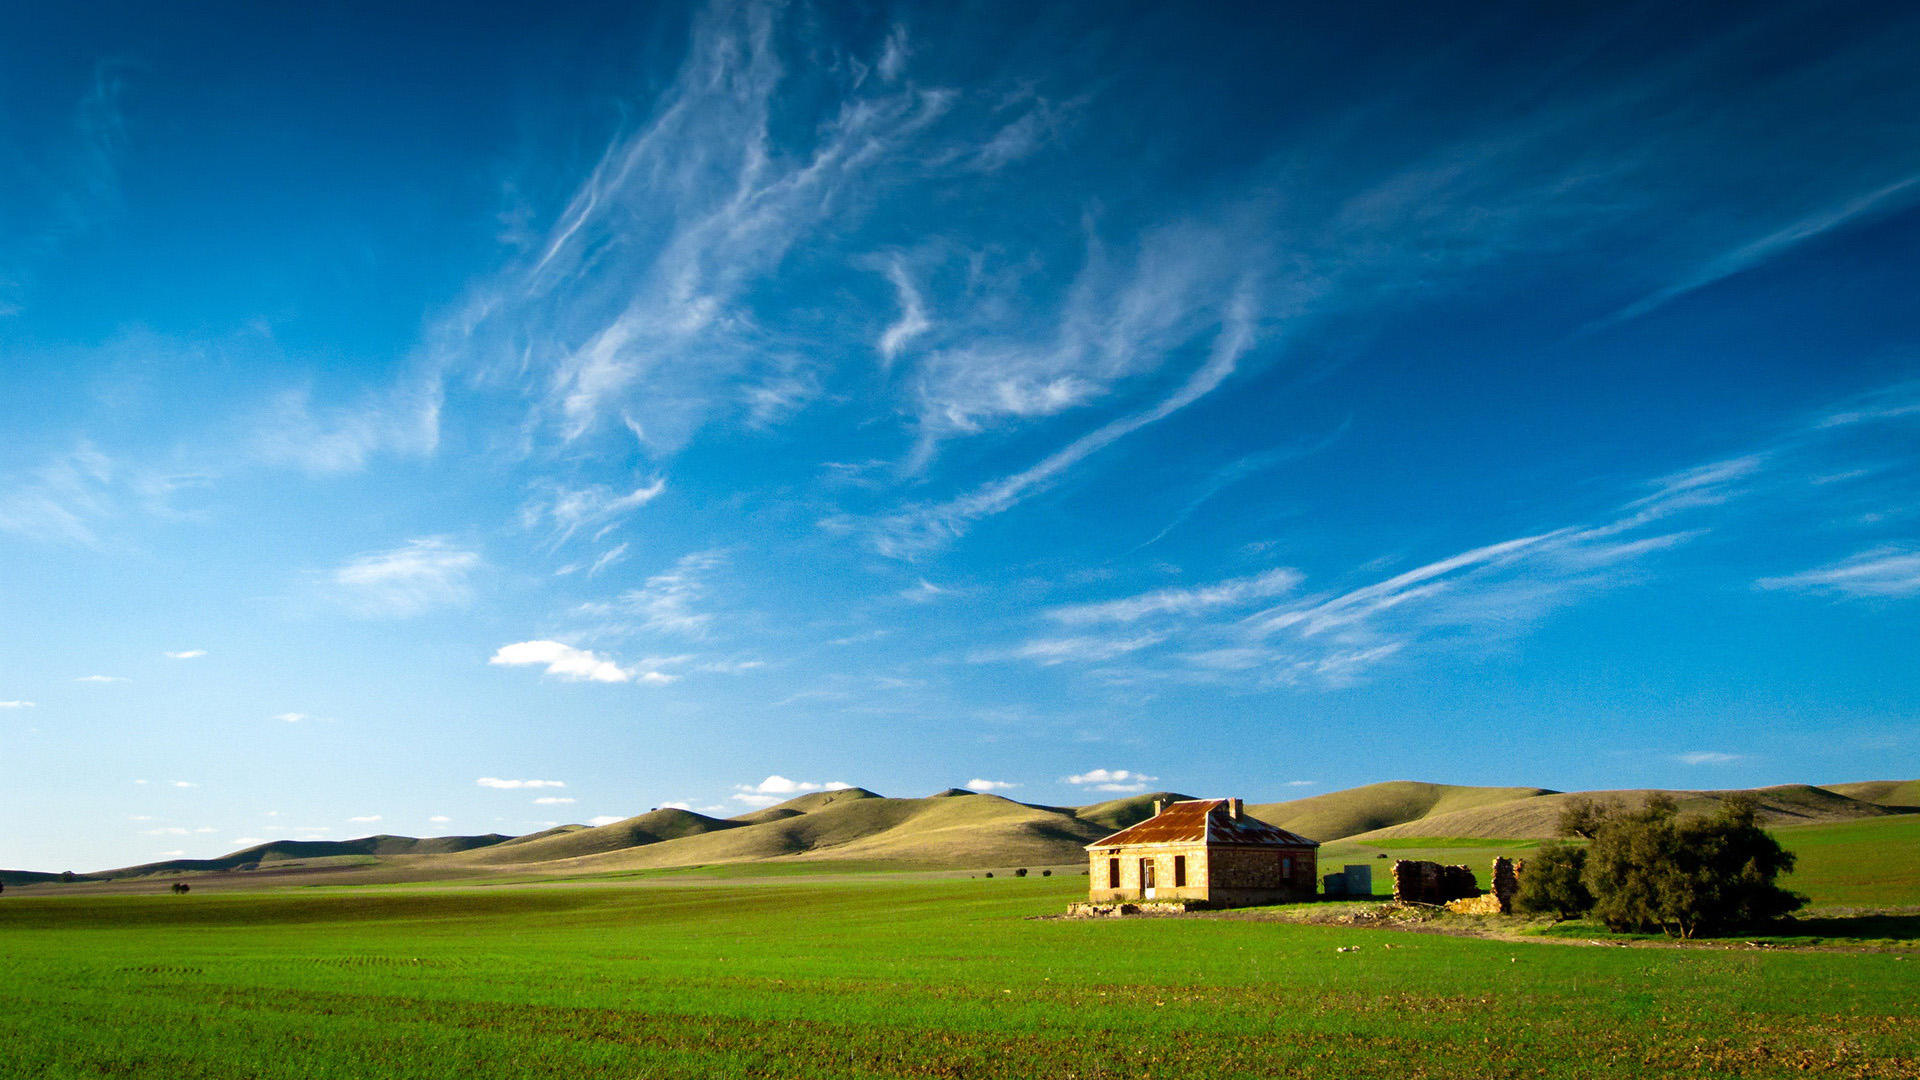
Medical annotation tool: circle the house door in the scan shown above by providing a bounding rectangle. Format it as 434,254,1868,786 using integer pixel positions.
1140,857,1156,899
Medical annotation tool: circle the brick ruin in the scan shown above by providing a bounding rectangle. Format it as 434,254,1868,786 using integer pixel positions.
1390,859,1480,905
1439,857,1522,915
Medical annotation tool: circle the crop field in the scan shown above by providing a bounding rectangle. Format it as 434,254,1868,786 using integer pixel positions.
3,871,1916,1080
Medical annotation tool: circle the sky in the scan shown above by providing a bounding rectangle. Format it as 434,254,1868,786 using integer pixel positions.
4,0,1919,872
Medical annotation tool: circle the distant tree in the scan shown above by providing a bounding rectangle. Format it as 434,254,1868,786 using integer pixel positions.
1513,843,1591,920
1042,869,1052,877
1014,868,1028,878
983,871,994,878
1556,797,1617,840
60,871,76,883
1580,794,1803,938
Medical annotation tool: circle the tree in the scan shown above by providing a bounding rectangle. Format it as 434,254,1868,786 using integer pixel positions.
1580,794,1803,938
1512,843,1591,920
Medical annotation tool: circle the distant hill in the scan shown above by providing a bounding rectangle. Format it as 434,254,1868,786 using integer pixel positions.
456,809,740,866
1247,781,1556,842
1823,779,1920,808
94,833,512,879
1343,784,1899,843
21,777,1917,888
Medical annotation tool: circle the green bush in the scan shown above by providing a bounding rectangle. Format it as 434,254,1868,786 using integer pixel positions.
1512,843,1591,920
1548,793,1803,939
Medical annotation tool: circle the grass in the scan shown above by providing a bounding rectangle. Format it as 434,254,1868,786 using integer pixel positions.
1776,814,1920,908
4,875,1917,1079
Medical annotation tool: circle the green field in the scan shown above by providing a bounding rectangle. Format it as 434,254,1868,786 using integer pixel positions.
3,872,1916,1079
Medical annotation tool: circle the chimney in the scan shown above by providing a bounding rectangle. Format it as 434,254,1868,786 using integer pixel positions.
1151,798,1165,817
1228,797,1243,821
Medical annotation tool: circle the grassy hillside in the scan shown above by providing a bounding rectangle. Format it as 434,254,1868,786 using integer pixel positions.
96,834,512,878
515,792,1107,872
455,809,740,866
1345,784,1895,843
1825,779,1920,808
1248,781,1556,841
1068,791,1197,832
3,879,1915,1079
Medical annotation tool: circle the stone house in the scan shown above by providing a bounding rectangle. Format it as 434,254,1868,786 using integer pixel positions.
1084,797,1320,907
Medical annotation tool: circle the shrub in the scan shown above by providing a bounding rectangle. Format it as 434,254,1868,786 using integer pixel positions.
983,871,993,878
1513,843,1591,920
1014,868,1028,878
1575,794,1803,938
1041,869,1052,877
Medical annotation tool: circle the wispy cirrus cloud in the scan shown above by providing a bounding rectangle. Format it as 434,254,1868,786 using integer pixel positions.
1758,547,1920,599
332,538,481,618
163,649,206,659
0,700,34,709
476,777,566,790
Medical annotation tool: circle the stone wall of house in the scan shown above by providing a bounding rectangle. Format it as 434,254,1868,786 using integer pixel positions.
1085,844,1212,903
1085,843,1317,905
1391,859,1480,904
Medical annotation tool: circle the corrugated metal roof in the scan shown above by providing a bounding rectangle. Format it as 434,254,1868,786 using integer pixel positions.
1084,798,1320,849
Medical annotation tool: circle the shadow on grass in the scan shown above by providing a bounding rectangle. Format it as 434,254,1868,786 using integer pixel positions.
1766,911,1920,944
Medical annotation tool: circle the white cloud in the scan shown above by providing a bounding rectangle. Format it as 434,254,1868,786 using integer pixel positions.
521,479,665,545
965,778,1018,792
729,793,781,807
1065,768,1159,793
1048,568,1303,625
333,537,481,618
898,579,952,604
172,781,198,788
230,838,268,847
986,635,1166,666
271,712,308,723
428,815,451,824
76,675,128,683
617,551,726,638
587,815,623,827
735,775,853,797
143,827,189,836
877,257,931,364
164,649,206,659
157,850,185,858
1757,547,1920,599
251,377,441,475
0,700,33,709
533,796,576,805
476,777,567,790
348,815,382,824
1283,780,1317,788
1675,751,1745,766
489,640,643,684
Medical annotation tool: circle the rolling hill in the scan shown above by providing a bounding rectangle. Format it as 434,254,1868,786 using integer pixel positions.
15,777,1915,888
1342,784,1901,843
1247,781,1556,842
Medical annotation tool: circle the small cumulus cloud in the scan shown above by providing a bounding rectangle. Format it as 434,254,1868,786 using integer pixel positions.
172,780,198,788
164,650,206,659
0,700,34,708
1283,780,1317,788
965,778,1018,791
587,815,623,827
735,775,852,797
1064,768,1159,793
271,712,308,723
428,815,451,824
333,538,481,617
533,796,577,805
477,777,566,790
489,640,676,685
157,850,185,858
1675,751,1746,766
143,827,190,836
76,675,128,683
348,815,382,824
230,837,268,847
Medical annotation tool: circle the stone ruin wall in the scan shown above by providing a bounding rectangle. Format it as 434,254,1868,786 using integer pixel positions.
1391,859,1481,905
1439,857,1522,915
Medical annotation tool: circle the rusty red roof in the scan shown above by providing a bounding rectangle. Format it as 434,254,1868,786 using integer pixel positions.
1085,799,1320,849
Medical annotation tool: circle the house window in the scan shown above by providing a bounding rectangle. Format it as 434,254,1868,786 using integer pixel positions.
1108,858,1120,888
1282,856,1293,876
1173,855,1187,887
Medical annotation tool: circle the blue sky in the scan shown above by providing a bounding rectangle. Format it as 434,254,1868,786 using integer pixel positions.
4,0,1919,872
